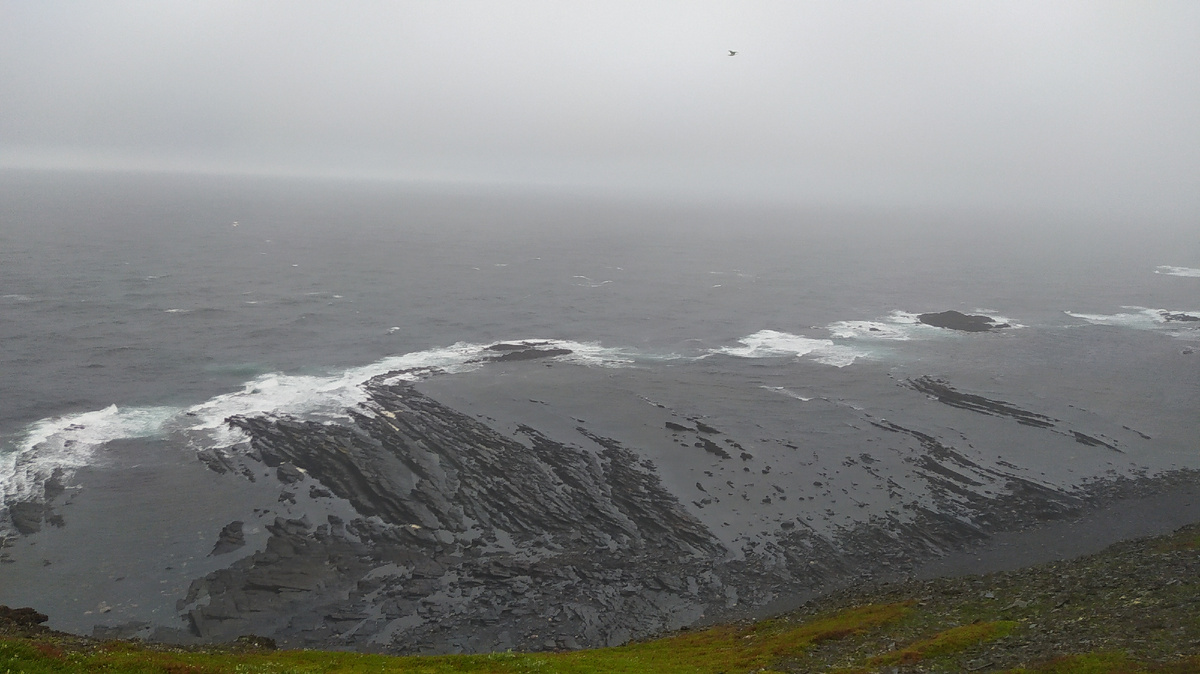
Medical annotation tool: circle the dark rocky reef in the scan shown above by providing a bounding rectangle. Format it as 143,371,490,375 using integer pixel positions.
485,342,572,362
167,375,1175,653
917,310,1010,332
0,606,48,629
906,377,1055,428
906,377,1122,452
210,521,246,556
183,380,728,652
1161,311,1200,323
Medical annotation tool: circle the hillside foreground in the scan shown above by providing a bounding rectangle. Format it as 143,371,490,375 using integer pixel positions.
2,521,1199,673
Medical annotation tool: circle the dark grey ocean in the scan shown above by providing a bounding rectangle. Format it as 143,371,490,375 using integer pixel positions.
1,169,1197,648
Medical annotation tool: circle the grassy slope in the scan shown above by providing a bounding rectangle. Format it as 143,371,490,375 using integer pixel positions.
3,523,1199,674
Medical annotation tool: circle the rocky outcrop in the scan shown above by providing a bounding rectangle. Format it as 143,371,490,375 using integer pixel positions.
183,380,729,652
169,374,1183,653
210,521,246,556
917,310,1010,332
906,377,1055,428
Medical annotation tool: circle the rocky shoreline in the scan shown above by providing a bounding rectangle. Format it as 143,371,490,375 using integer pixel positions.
4,520,1200,672
152,374,1200,653
2,341,1195,655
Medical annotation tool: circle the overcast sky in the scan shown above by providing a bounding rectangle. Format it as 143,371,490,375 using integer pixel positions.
2,1,1198,217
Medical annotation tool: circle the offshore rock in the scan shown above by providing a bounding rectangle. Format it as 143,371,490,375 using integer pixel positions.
918,310,1010,332
906,377,1055,428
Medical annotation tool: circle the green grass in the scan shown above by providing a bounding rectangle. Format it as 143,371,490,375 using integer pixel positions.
7,521,1200,673
866,620,1017,667
0,602,911,674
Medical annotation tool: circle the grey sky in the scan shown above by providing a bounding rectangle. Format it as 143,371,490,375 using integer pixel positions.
2,1,1198,217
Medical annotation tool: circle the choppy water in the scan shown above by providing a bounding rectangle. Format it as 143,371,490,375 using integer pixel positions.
2,169,1198,522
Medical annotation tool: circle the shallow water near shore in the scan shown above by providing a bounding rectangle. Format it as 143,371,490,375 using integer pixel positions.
1,170,1198,651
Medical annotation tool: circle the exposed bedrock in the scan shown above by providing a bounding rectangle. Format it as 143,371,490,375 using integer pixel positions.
906,376,1055,428
173,376,1190,653
188,380,727,652
917,310,1010,332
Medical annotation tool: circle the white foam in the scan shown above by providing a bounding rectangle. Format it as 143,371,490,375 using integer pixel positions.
970,309,1026,329
1155,266,1200,278
825,310,934,341
760,386,812,401
827,309,1020,340
182,342,501,445
1065,306,1200,331
1,405,176,504
826,320,914,341
1,294,34,302
571,276,613,288
1,338,647,519
716,330,866,367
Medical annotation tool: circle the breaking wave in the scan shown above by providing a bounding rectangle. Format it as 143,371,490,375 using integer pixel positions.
1155,266,1200,278
1,404,176,506
760,386,813,401
1065,307,1200,335
714,330,866,367
0,338,640,515
827,309,1022,340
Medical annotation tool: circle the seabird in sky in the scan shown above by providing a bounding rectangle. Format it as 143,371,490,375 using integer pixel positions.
728,50,738,56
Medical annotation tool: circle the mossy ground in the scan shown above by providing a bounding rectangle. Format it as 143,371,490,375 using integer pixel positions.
3,523,1199,673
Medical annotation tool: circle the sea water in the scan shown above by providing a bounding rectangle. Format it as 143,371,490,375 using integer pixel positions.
2,169,1198,527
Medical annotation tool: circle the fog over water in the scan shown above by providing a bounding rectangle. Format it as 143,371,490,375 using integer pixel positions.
3,1,1200,219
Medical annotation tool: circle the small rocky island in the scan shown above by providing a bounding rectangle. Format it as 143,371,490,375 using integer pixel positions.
918,310,1010,332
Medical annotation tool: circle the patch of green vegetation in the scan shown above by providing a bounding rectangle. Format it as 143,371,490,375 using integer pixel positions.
0,602,911,674
6,522,1200,673
866,620,1017,667
1155,531,1200,553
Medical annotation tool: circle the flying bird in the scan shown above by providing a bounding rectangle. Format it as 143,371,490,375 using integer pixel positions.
728,50,738,56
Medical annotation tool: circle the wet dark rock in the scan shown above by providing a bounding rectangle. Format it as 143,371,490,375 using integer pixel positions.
693,437,731,459
165,375,1200,654
232,635,277,650
917,310,1009,332
210,521,246,556
196,381,728,651
197,448,233,474
693,420,721,434
8,502,45,535
0,606,48,627
493,348,572,362
907,376,1055,428
276,463,306,484
1072,431,1121,452
1161,311,1200,322
486,342,551,352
